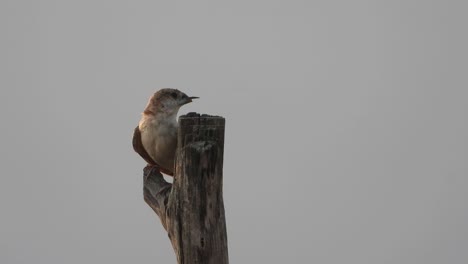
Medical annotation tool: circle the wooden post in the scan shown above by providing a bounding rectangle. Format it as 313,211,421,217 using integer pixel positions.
143,113,228,264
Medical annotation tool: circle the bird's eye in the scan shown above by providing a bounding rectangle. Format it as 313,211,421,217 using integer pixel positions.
171,92,178,99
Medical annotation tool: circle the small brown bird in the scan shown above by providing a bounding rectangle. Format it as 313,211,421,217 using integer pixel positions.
133,88,198,176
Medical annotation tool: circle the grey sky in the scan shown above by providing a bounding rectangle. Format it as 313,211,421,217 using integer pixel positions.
1,1,467,263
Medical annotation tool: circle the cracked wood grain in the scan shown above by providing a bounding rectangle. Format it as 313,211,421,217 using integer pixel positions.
143,113,228,264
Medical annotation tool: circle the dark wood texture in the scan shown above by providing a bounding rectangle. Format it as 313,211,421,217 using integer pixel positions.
143,113,228,264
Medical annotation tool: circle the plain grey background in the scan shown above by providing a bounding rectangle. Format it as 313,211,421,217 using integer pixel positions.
1,1,467,263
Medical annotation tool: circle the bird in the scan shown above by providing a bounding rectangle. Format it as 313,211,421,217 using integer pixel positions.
133,88,198,176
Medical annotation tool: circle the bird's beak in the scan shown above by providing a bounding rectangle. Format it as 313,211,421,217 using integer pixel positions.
184,96,199,104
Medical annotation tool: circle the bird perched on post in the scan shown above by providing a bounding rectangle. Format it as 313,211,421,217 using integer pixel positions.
133,88,198,176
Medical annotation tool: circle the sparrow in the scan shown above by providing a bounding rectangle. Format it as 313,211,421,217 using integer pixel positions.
133,88,198,176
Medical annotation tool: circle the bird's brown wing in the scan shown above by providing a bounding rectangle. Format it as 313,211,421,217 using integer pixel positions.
133,126,174,176
133,126,156,165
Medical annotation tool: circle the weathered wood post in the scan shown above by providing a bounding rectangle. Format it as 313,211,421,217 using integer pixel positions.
143,113,228,264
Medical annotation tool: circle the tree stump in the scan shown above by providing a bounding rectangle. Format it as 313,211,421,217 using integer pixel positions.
143,113,228,264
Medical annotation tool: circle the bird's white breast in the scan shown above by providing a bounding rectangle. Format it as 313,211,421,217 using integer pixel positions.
139,116,178,172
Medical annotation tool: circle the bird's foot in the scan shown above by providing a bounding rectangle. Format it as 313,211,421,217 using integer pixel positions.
144,164,163,179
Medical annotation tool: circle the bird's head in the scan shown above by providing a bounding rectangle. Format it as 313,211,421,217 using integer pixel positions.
144,88,198,117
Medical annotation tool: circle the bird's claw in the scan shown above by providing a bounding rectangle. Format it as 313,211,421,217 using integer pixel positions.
144,164,163,178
